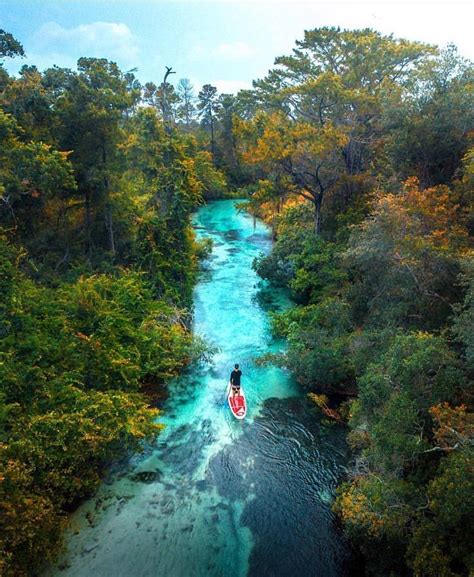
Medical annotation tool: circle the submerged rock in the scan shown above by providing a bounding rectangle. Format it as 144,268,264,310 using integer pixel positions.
180,523,194,532
82,542,98,555
195,479,209,492
130,470,161,483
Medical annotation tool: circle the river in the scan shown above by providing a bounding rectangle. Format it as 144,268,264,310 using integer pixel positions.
46,199,350,577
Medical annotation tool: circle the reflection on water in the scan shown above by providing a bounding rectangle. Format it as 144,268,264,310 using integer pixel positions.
45,200,349,577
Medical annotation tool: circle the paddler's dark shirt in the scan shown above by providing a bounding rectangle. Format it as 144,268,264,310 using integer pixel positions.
230,369,242,386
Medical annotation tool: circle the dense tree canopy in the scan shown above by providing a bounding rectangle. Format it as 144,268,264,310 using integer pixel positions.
238,26,473,577
0,24,472,577
0,32,214,576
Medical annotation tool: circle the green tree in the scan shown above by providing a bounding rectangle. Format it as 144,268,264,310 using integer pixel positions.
51,58,140,258
0,109,77,258
383,45,474,187
176,78,196,128
345,178,468,329
453,256,474,370
197,84,219,159
0,29,24,60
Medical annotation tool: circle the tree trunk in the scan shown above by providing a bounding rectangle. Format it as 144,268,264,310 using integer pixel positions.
209,106,215,161
162,67,176,134
342,139,365,207
84,190,92,259
314,196,322,236
104,197,115,256
102,144,115,256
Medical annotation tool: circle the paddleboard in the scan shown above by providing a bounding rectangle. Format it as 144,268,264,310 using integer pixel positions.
227,382,247,419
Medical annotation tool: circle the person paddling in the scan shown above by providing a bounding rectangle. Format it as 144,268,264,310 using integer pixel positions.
230,363,242,397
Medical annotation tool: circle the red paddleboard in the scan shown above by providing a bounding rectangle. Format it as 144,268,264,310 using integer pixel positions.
227,382,247,420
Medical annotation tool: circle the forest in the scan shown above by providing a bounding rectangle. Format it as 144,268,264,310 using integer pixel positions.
1,25,473,577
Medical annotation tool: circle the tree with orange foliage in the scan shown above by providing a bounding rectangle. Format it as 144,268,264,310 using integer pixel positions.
346,177,469,328
240,28,435,232
238,111,348,234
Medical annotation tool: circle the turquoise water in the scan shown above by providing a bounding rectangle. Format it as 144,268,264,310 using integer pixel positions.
46,200,349,577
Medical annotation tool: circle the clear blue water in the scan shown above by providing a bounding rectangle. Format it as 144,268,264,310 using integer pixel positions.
46,200,349,577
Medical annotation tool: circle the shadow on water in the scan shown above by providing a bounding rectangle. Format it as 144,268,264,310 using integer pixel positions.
208,396,351,577
44,200,352,577
252,282,290,314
